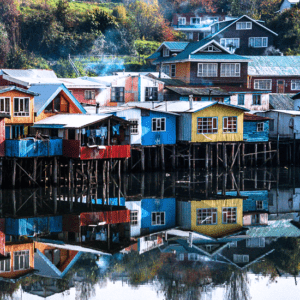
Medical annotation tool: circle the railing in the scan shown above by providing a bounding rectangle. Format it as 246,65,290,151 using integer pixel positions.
5,138,63,157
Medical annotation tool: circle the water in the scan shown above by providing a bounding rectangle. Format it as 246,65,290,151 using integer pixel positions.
1,167,300,300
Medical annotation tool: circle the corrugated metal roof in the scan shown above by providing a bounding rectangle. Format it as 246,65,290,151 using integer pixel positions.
269,93,294,110
271,110,300,115
33,114,112,128
58,78,106,88
244,113,271,121
163,42,189,50
166,86,230,96
147,52,161,60
2,69,57,78
189,54,249,60
157,78,187,86
247,56,300,76
0,86,38,96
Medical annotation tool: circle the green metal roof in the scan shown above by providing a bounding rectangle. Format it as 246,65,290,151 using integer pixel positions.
147,51,160,60
164,41,189,50
189,54,249,60
247,56,300,76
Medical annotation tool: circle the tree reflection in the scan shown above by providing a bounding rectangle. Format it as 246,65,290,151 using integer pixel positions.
224,270,250,300
0,281,19,300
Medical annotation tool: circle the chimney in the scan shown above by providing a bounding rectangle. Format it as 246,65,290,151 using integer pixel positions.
152,102,155,109
189,94,193,110
96,103,100,114
165,101,168,112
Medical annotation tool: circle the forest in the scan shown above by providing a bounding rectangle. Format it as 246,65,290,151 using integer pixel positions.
0,0,299,77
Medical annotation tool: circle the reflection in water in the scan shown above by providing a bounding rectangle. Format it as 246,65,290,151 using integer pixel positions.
1,167,300,299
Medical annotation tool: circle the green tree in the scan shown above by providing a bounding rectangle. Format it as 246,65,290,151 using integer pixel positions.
0,22,10,67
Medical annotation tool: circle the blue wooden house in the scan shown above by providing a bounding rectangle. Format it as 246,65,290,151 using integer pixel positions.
243,113,270,142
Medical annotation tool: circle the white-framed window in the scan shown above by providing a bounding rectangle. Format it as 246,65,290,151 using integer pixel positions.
152,118,166,132
223,117,237,133
233,254,249,263
238,94,245,105
222,207,237,224
229,241,237,247
254,79,272,90
291,80,300,90
178,17,186,25
129,119,138,135
0,258,10,272
249,37,268,48
196,208,217,225
236,22,252,30
202,45,221,52
197,63,218,77
163,47,170,57
0,97,10,114
111,87,124,102
130,210,138,225
14,97,30,117
220,38,240,50
185,32,193,40
145,87,158,101
256,200,263,210
253,94,261,105
257,122,264,132
14,251,30,271
151,212,165,225
197,117,218,134
84,90,95,100
221,63,240,77
191,17,201,24
246,238,265,248
162,65,170,76
177,253,184,261
171,64,176,77
188,253,201,261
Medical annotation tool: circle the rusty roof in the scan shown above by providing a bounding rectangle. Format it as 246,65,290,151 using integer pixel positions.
166,86,230,96
244,113,272,121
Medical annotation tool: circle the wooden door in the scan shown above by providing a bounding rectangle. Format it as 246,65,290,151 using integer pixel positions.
277,80,285,93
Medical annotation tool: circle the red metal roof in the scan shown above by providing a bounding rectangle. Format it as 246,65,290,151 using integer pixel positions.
244,113,272,121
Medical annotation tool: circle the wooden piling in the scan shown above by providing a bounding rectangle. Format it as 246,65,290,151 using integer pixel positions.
255,144,258,166
205,144,209,170
161,145,165,171
53,157,58,185
12,159,17,187
223,143,227,169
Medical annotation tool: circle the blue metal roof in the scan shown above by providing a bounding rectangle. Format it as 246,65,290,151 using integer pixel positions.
163,42,189,50
247,56,300,76
0,86,38,96
28,84,86,116
189,54,249,60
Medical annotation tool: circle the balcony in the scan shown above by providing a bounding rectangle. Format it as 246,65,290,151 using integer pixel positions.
62,140,131,160
5,138,63,158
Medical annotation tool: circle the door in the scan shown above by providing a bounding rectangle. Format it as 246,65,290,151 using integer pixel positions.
277,80,285,93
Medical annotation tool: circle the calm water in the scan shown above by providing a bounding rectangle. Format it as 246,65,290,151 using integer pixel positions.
1,167,300,300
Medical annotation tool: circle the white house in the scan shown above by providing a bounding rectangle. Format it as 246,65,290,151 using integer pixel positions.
279,0,299,12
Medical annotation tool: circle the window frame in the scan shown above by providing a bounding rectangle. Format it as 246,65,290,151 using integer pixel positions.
197,63,218,77
190,17,201,25
162,65,170,76
220,38,240,49
254,79,272,90
257,122,264,132
222,207,237,224
129,119,139,135
0,97,10,114
145,87,158,101
0,258,11,273
171,64,176,77
84,90,95,100
256,200,263,210
223,116,238,133
246,238,265,248
291,80,300,91
14,250,30,271
220,63,240,77
163,47,170,57
151,212,165,226
130,210,138,226
196,208,217,225
238,94,245,105
152,118,166,132
111,87,125,102
13,97,30,117
233,254,249,263
253,94,262,105
249,37,268,48
236,22,252,30
178,17,186,25
197,117,218,134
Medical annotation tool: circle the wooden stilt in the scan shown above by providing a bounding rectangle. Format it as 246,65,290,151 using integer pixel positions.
223,143,227,169
53,157,58,185
155,147,158,170
268,142,272,166
255,144,258,166
264,143,267,164
277,135,280,166
205,144,209,170
242,143,245,166
193,144,196,169
141,147,145,172
33,157,37,183
161,144,165,171
216,143,219,171
148,147,152,170
172,145,176,170
12,159,17,187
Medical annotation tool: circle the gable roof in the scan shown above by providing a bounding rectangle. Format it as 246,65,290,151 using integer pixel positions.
28,84,86,116
0,86,38,96
206,15,278,39
269,93,294,110
247,56,300,76
166,86,230,96
157,42,189,52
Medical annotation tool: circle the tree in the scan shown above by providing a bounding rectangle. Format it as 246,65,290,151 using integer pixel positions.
0,22,10,67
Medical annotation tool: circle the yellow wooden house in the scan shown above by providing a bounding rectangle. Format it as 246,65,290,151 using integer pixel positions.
156,100,249,143
177,198,244,238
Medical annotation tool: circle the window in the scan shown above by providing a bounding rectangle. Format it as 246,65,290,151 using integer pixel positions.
236,22,252,30
162,65,170,76
177,253,184,261
163,47,170,57
202,45,221,52
84,90,95,100
14,98,29,117
129,119,138,135
254,79,272,90
111,87,124,102
188,253,201,261
0,98,10,114
185,32,193,40
257,122,264,132
238,94,245,105
0,258,10,272
253,94,261,105
291,80,300,90
197,63,218,77
14,251,30,271
45,97,69,113
130,210,138,225
252,214,260,224
246,238,265,248
196,208,217,225
178,17,186,25
223,117,237,133
145,87,158,101
220,38,240,50
152,212,165,225
256,200,263,210
152,118,166,132
222,207,237,223
249,37,268,48
221,63,240,77
197,117,218,134
171,64,176,77
191,17,201,24
233,254,249,263
269,119,274,131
